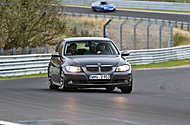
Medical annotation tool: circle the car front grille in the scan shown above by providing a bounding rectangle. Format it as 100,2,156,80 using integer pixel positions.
101,66,112,72
86,67,99,72
86,65,113,72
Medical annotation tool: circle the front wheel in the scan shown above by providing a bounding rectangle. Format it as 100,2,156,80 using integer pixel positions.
119,78,133,94
49,81,59,90
92,7,97,12
120,85,132,94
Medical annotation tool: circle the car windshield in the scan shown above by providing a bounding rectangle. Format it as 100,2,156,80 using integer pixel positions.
64,40,119,56
100,1,108,5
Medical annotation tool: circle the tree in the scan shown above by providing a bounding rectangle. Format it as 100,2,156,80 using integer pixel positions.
0,0,66,49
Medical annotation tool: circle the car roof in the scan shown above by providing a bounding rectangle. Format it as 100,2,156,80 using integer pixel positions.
63,37,112,42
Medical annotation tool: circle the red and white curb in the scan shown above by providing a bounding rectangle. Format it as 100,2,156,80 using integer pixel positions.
0,121,24,125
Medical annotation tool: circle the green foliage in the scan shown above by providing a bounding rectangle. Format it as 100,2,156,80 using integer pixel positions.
0,73,48,79
173,33,187,46
72,25,78,35
174,0,190,2
80,29,90,37
0,0,66,49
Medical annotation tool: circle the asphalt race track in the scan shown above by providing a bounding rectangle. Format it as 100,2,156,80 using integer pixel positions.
0,66,190,125
62,6,190,22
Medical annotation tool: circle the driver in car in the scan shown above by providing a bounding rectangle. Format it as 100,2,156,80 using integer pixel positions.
96,43,109,55
67,43,78,55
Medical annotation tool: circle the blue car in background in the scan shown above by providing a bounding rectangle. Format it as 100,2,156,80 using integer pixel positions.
91,1,116,12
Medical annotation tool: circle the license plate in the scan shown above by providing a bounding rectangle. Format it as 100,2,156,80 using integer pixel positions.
89,75,110,80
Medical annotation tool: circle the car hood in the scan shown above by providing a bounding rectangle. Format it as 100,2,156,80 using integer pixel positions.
65,55,126,67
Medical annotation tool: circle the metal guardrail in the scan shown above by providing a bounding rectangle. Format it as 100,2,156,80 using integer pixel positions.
126,45,190,65
0,45,190,77
0,54,51,77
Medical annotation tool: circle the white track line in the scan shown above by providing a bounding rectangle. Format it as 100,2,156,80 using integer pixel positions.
18,117,143,125
0,121,24,125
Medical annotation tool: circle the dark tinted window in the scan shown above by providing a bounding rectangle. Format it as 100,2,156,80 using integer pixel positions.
64,40,119,56
100,2,107,5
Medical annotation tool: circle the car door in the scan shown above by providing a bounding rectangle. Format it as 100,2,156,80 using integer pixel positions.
49,42,63,83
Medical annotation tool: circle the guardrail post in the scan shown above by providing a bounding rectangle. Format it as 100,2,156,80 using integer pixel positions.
147,21,151,49
174,21,178,28
24,47,29,54
134,19,143,50
12,48,16,55
103,19,112,37
0,48,4,55
169,25,174,47
187,24,190,31
120,20,127,50
180,22,184,30
36,46,40,53
45,46,49,53
159,21,164,48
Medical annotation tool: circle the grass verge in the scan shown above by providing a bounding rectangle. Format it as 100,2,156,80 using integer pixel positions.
0,59,190,79
0,73,47,79
173,28,190,46
132,58,190,69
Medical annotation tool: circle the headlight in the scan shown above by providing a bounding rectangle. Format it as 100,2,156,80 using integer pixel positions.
65,66,82,73
116,65,130,72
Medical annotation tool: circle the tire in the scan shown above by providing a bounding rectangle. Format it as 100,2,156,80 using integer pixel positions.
120,74,133,94
120,85,132,94
112,8,116,12
92,7,97,12
59,79,67,90
49,83,59,90
48,64,60,90
106,86,115,92
120,79,133,94
59,69,68,90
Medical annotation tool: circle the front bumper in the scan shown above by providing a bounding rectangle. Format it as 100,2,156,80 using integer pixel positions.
62,71,132,88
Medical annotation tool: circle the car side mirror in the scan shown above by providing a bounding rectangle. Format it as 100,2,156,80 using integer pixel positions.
52,52,60,57
121,50,130,56
52,52,65,62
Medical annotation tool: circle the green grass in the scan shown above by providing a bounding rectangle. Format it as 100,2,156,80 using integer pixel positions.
175,0,190,2
173,33,188,46
173,29,190,46
0,73,47,79
132,59,190,69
